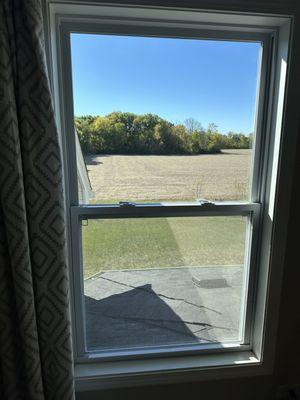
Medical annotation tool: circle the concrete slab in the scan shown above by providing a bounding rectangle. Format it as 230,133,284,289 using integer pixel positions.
84,266,244,351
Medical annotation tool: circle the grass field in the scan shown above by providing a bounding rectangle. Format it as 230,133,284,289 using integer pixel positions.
82,150,251,278
85,149,252,203
82,216,246,278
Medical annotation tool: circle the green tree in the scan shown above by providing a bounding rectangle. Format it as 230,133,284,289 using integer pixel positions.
91,116,127,153
75,113,252,155
75,115,96,153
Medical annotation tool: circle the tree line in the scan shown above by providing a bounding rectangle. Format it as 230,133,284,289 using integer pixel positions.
75,112,252,155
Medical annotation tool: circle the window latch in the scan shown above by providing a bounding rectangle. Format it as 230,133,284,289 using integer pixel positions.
119,201,136,207
197,199,215,206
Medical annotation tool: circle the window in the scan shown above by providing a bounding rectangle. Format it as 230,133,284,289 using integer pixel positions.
70,32,262,354
47,2,292,389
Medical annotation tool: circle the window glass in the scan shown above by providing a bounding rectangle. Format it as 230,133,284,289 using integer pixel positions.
70,34,261,204
83,216,248,351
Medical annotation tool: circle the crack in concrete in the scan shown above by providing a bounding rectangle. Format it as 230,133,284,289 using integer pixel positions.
98,274,222,315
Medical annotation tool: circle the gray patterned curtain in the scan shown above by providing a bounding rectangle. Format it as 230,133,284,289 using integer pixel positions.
0,0,74,399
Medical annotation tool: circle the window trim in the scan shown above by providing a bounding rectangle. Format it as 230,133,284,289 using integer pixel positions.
44,0,294,390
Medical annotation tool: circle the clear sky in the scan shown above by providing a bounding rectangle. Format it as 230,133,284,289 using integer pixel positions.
70,33,261,134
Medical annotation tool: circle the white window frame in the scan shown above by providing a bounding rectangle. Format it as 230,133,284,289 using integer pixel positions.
43,1,295,391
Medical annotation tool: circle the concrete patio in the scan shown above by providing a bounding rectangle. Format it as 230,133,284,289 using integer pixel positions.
84,265,244,351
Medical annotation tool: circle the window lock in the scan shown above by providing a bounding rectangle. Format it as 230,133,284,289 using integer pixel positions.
119,201,137,207
197,199,215,206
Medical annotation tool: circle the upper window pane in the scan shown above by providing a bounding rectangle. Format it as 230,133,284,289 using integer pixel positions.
70,34,261,204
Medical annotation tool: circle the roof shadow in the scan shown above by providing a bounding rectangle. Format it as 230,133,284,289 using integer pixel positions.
85,283,211,351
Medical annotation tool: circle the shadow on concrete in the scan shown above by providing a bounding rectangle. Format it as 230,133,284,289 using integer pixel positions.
85,283,210,351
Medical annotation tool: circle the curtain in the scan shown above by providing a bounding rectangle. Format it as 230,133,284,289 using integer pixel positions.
0,0,74,399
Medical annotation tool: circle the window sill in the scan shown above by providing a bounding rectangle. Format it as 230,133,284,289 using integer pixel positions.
75,351,265,391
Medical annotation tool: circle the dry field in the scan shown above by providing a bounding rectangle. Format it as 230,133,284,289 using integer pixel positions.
85,149,251,202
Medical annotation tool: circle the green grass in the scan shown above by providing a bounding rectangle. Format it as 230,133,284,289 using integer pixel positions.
82,216,246,278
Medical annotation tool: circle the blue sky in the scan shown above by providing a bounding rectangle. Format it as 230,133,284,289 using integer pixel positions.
70,34,261,134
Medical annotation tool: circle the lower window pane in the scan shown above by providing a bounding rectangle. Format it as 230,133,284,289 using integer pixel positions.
82,216,248,352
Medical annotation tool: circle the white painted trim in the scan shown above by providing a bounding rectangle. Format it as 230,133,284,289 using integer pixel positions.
75,350,261,391
46,1,290,27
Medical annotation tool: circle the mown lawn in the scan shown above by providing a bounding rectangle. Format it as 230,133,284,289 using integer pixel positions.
82,216,246,278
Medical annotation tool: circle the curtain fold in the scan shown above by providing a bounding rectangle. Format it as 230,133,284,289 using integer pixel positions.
0,1,74,399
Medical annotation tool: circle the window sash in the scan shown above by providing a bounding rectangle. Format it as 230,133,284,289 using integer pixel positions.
60,21,271,207
71,202,260,219
70,203,261,359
